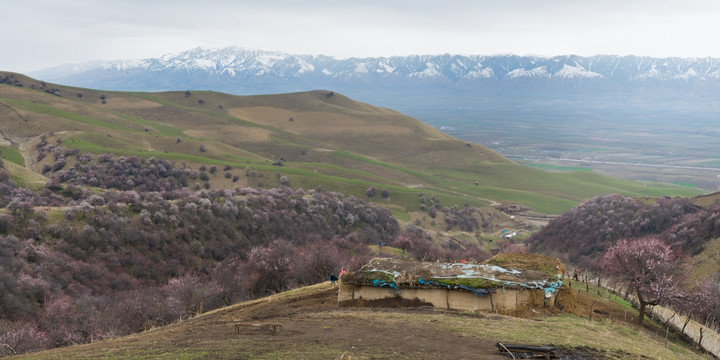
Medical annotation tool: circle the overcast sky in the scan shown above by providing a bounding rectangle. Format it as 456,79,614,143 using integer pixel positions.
3,0,720,73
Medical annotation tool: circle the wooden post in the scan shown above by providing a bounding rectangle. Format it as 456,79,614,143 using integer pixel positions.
697,327,704,349
490,290,495,313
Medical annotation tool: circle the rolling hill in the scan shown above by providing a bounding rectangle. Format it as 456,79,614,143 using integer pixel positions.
0,72,702,217
35,47,720,191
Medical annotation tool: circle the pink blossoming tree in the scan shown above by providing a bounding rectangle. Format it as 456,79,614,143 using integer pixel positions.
600,237,682,325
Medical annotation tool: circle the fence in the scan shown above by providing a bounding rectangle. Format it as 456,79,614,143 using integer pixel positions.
648,304,720,358
589,278,720,358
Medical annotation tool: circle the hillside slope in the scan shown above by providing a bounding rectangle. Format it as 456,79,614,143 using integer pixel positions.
12,282,709,360
30,48,720,191
528,194,720,285
0,72,702,214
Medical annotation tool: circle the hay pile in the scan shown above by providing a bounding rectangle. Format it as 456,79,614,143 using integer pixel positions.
555,286,582,314
483,253,566,278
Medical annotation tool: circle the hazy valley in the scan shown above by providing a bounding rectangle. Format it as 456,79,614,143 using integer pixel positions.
36,48,720,191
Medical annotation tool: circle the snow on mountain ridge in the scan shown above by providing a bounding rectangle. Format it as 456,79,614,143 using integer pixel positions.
409,62,442,78
34,47,720,84
466,67,495,79
505,66,550,79
553,64,603,79
675,68,697,80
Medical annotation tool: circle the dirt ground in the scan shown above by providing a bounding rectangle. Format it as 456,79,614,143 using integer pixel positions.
167,283,644,360
22,282,667,360
200,285,512,359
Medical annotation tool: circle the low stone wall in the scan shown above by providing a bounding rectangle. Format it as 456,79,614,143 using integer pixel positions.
599,281,719,358
338,284,554,314
649,304,720,358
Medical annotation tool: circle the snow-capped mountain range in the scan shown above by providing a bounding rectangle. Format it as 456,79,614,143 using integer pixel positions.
32,46,720,84
29,47,720,124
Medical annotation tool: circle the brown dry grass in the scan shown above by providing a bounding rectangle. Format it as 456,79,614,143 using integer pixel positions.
12,282,709,360
688,237,720,282
484,252,566,277
2,160,47,189
101,96,164,110
691,191,720,208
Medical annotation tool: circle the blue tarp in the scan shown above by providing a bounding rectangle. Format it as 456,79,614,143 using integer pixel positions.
372,279,398,289
543,276,563,297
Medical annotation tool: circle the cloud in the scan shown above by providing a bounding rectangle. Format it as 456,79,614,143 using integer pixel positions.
3,0,720,72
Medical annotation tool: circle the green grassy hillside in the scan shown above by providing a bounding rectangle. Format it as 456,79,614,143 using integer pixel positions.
0,72,703,216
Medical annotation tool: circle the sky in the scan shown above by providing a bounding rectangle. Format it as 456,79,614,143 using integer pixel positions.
3,0,720,73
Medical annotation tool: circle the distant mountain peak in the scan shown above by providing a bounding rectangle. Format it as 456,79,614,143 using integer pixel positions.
29,47,720,100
